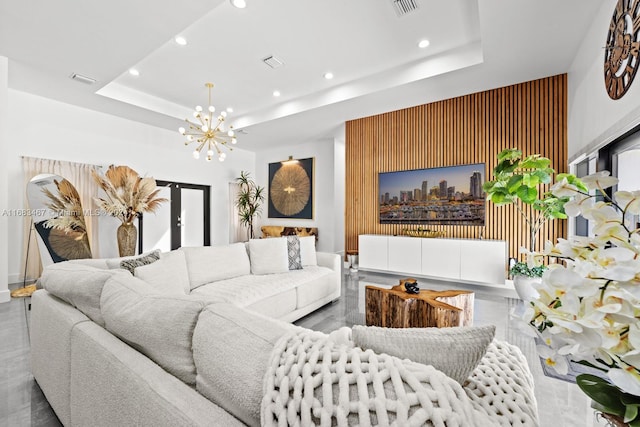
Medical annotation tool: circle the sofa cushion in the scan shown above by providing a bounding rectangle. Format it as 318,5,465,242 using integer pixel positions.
40,262,128,327
248,238,289,275
299,236,317,266
134,250,190,295
295,271,339,308
192,303,298,427
190,265,334,308
246,288,297,319
286,236,303,270
100,273,207,386
351,324,496,384
180,243,251,290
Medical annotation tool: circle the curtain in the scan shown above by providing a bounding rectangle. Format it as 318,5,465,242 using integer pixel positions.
21,157,100,280
228,182,245,243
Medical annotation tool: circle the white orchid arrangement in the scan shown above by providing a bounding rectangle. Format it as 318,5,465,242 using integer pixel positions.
517,171,640,424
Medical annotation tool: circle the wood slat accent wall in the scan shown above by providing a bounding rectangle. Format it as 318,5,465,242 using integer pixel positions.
345,75,567,260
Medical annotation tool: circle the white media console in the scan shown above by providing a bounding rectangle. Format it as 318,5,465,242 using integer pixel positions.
358,234,508,286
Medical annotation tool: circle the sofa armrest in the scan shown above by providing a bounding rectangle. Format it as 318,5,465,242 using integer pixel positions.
316,252,341,273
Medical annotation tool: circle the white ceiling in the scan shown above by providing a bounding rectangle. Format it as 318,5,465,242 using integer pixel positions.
0,0,603,151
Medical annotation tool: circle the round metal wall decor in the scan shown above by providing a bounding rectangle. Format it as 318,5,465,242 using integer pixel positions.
270,163,311,216
604,0,640,99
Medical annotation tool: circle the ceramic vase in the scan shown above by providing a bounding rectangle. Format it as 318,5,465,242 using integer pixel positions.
513,275,541,303
117,223,137,257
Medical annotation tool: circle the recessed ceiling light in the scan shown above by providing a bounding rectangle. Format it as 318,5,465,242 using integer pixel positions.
273,90,281,97
128,68,140,76
418,39,430,48
175,36,187,46
226,107,234,113
324,72,334,80
230,0,246,8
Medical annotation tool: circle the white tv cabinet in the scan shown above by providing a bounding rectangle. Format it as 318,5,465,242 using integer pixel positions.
358,234,507,285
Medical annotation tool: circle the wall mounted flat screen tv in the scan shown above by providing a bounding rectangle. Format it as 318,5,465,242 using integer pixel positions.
379,163,486,226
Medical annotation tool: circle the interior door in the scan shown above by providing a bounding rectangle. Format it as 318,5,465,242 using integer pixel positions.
140,181,210,252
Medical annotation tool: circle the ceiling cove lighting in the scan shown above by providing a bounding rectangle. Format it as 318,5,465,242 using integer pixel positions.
175,36,187,46
179,83,237,162
418,39,430,48
230,0,247,8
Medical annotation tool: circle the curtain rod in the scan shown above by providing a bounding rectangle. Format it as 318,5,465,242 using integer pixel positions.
20,155,103,168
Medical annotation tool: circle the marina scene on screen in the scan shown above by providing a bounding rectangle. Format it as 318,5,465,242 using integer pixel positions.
378,163,486,226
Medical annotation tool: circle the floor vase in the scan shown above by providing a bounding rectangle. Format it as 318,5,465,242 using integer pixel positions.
117,223,137,257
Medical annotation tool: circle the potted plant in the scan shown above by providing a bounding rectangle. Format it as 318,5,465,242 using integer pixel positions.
483,148,584,299
235,171,265,240
517,171,640,426
92,165,167,257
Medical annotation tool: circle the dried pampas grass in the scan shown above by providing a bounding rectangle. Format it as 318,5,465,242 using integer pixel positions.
92,165,167,224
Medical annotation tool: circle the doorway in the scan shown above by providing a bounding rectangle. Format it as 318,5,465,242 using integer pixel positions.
139,180,211,253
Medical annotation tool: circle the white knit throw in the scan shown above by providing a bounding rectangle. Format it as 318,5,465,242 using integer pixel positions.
261,330,497,427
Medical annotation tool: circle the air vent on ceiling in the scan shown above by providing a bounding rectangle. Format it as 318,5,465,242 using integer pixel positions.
391,0,418,17
262,55,284,69
69,73,97,85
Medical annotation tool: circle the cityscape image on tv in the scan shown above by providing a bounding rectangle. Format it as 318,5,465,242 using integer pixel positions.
379,163,486,226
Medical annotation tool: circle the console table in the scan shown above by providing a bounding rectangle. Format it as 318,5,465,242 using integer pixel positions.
358,235,507,286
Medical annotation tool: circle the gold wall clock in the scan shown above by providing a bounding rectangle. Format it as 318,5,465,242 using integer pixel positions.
604,0,640,99
268,157,314,219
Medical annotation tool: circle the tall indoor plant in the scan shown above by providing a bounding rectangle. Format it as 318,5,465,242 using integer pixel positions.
235,171,265,240
92,165,167,256
483,148,582,298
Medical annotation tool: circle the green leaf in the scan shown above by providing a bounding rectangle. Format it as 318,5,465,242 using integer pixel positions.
491,193,507,205
625,403,639,423
506,175,523,192
520,157,551,170
517,186,538,204
497,148,522,163
523,173,540,187
577,374,626,417
482,181,496,192
533,170,552,184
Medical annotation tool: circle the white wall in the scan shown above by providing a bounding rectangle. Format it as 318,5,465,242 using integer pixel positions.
568,0,640,160
0,57,9,302
5,89,255,283
254,137,345,255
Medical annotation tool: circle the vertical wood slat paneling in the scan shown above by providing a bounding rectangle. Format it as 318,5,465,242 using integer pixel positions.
345,75,568,260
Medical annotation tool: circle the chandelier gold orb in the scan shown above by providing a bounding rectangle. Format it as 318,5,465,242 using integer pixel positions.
179,83,237,162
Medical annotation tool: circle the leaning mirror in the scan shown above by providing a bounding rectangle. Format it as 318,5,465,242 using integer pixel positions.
27,174,92,265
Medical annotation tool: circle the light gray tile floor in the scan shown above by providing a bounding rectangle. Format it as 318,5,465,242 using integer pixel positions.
1,271,607,426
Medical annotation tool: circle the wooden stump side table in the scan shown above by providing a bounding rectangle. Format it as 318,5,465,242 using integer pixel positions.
365,281,474,328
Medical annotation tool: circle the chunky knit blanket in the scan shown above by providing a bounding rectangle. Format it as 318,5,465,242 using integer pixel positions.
261,330,499,427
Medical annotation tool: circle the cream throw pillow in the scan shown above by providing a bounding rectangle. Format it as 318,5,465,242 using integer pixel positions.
299,236,317,266
248,238,289,274
352,324,496,384
134,250,190,295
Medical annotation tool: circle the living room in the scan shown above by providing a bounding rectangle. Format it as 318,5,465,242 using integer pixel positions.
2,0,640,426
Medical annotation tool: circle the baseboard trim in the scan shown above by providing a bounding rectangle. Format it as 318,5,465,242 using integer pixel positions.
0,289,10,303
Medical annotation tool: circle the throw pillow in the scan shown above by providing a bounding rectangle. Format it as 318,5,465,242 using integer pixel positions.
115,250,161,274
286,236,303,270
104,250,160,270
134,250,190,295
299,236,317,266
248,238,289,275
351,324,496,384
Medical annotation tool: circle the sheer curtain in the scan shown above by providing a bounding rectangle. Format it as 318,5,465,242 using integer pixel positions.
21,157,100,280
228,182,245,243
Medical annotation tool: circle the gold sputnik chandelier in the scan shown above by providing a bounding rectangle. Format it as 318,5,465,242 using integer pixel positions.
179,83,237,162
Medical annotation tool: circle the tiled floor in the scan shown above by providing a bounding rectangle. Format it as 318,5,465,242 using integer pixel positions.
1,271,606,426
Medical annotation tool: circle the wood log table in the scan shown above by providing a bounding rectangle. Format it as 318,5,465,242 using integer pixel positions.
365,280,474,328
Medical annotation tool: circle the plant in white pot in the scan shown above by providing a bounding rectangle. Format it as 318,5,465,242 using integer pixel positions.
516,171,640,426
483,148,585,301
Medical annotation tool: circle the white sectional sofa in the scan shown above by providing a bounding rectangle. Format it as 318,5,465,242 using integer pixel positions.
30,238,539,426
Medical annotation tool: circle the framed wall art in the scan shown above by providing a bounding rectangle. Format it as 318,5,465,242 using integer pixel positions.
268,157,314,219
